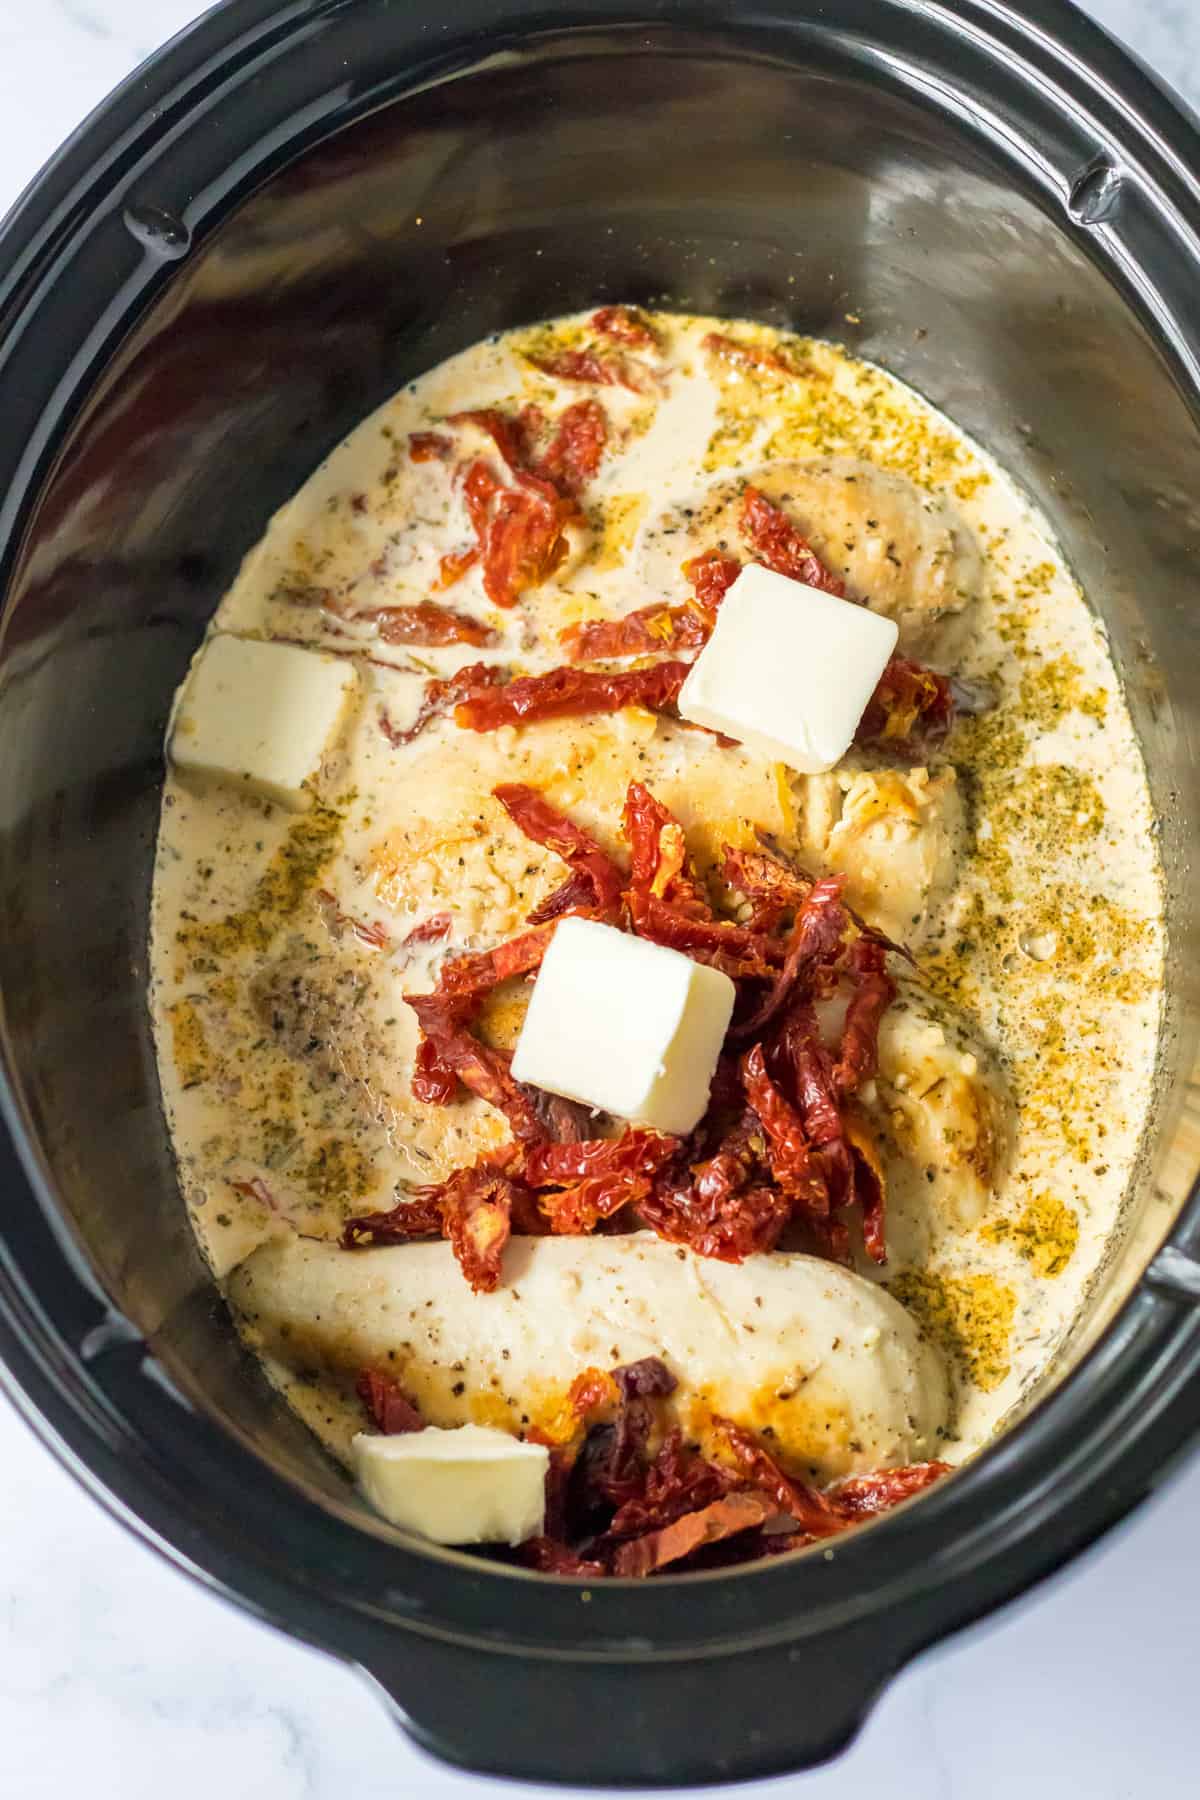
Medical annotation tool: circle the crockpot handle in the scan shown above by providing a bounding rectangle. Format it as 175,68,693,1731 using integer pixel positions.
358,1627,898,1784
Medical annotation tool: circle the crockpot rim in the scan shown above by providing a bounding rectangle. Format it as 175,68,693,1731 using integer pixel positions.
0,0,1198,1684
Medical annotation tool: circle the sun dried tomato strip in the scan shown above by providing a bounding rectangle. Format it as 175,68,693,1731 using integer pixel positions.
591,305,659,349
710,1416,847,1538
493,783,625,918
408,1000,546,1140
602,1428,734,1540
639,1175,791,1261
612,1491,774,1576
855,655,955,750
447,408,530,472
561,600,712,662
830,1460,951,1517
356,1368,425,1434
740,1044,829,1215
834,938,895,1097
528,347,645,393
433,922,557,1003
622,782,713,920
433,546,480,592
341,1192,445,1248
842,1109,888,1265
683,548,742,612
230,1176,277,1211
519,1538,609,1577
733,874,849,1038
379,661,504,748
455,660,689,731
720,844,813,932
778,1005,845,1151
524,1129,681,1233
402,912,452,949
348,601,496,648
408,430,453,463
702,331,815,383
533,398,608,495
410,1034,460,1106
740,485,845,595
633,894,774,981
424,1164,529,1292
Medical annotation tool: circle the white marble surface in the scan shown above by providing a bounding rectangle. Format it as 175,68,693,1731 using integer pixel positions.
1,2,1199,1795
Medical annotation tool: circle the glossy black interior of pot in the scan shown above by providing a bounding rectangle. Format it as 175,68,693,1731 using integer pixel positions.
1,2,1199,1786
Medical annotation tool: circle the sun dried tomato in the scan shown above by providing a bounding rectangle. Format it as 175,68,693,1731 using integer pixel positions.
351,601,496,648
621,781,725,942
720,843,813,932
533,398,608,495
524,1129,681,1233
421,1163,531,1292
447,407,530,472
518,1537,608,1577
856,655,954,751
454,660,689,731
433,546,481,592
486,477,575,608
568,1368,619,1417
639,1174,791,1262
740,485,845,595
401,912,452,950
702,331,814,383
230,1175,277,1211
379,661,505,748
561,600,712,662
633,894,773,981
341,1192,445,1248
830,1459,950,1517
843,1109,888,1265
591,305,659,349
528,347,644,393
777,1005,845,1151
493,783,625,918
602,1428,733,1540
356,1368,425,1435
710,1416,846,1537
408,430,453,462
740,1044,829,1214
834,938,895,1097
410,1034,460,1107
433,922,557,1003
407,994,545,1140
733,874,849,1038
612,1491,774,1576
682,548,742,612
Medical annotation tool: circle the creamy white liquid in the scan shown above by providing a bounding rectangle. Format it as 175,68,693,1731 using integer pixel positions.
149,312,1164,1470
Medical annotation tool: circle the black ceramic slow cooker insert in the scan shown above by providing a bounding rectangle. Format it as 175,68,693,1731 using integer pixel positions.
1,0,1198,1785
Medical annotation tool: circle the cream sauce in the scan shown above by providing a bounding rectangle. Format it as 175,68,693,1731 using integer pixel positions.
149,311,1164,1469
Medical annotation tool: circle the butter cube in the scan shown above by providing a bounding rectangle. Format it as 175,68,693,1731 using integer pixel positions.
510,916,735,1135
169,633,358,810
352,1424,548,1546
678,564,899,774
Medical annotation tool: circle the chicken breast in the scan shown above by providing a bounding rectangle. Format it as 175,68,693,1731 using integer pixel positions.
228,1232,950,1480
638,456,983,659
796,763,963,944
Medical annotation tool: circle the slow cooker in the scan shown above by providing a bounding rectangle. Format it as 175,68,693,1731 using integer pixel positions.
0,0,1198,1784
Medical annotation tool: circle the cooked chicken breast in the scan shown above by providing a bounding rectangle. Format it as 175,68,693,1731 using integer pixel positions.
229,1231,950,1479
638,456,983,659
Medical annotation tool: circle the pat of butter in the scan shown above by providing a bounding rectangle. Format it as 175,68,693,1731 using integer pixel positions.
677,564,899,774
169,633,359,810
510,916,735,1135
352,1424,548,1546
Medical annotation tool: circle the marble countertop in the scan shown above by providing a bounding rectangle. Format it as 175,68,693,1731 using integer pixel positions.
1,2,1198,1796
